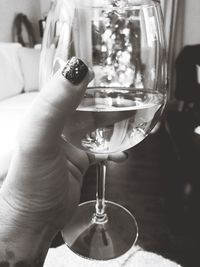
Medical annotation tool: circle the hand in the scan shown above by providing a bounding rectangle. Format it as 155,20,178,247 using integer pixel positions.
0,59,129,265
0,66,127,236
0,68,89,232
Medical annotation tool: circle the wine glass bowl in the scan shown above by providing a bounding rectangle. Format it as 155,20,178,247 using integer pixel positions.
40,0,167,260
63,87,165,155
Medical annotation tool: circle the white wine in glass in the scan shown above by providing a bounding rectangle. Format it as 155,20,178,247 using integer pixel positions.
64,88,165,154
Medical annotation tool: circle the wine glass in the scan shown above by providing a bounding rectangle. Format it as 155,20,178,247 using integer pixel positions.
39,0,167,260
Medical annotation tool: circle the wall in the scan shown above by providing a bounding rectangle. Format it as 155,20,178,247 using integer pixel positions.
0,0,41,43
183,0,200,45
40,0,51,17
1,0,200,46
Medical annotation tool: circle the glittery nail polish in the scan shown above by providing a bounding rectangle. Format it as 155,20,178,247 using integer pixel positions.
62,57,88,85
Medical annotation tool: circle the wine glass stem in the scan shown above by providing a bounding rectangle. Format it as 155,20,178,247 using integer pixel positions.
95,160,108,223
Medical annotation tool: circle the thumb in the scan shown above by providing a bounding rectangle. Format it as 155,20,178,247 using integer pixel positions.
18,58,93,152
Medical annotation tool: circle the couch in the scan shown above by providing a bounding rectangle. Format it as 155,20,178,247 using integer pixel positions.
0,42,40,182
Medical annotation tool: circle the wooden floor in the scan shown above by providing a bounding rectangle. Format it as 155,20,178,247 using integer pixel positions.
52,121,200,267
80,123,200,267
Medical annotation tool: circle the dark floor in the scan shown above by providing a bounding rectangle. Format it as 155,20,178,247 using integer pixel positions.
52,116,200,267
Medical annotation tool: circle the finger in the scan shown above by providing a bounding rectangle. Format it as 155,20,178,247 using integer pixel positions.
64,98,135,148
18,58,93,151
87,152,128,165
108,151,129,162
62,139,90,176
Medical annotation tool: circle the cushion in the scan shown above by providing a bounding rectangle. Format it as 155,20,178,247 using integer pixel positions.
0,90,38,109
19,47,40,92
0,42,24,100
0,92,38,181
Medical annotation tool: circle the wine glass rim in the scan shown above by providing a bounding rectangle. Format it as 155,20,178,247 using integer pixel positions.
77,1,161,10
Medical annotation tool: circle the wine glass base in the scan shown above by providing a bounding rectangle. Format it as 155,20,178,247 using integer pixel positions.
62,200,138,260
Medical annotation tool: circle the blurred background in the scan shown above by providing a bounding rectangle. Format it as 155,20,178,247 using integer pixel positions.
1,0,200,99
0,0,200,266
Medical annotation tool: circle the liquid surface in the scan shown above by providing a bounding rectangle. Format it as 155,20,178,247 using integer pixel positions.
63,88,166,154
